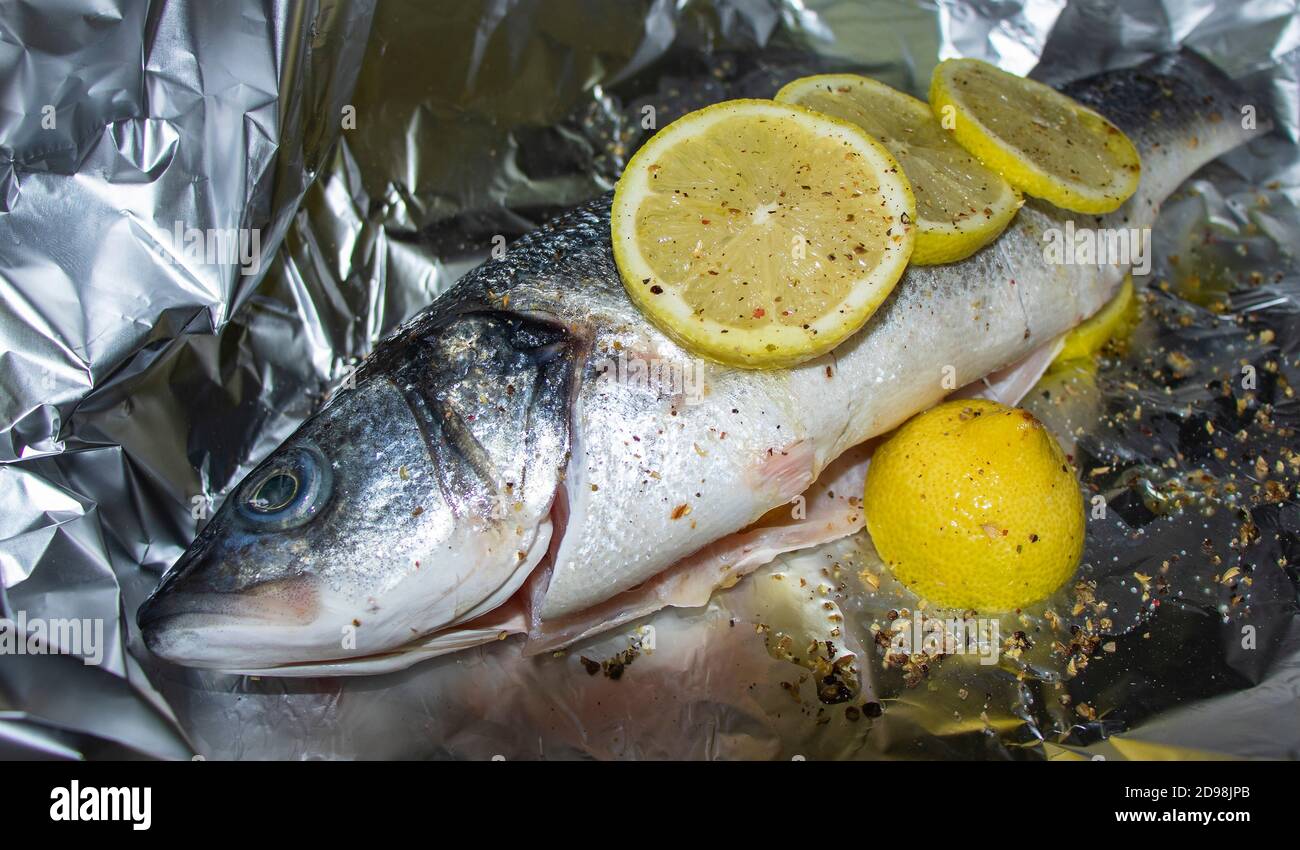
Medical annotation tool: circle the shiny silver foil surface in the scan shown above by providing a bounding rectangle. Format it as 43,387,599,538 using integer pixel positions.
1,0,1298,760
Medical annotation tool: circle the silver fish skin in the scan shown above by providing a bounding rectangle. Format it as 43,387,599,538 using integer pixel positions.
139,53,1259,673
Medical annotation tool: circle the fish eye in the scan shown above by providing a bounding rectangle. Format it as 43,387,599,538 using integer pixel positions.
248,472,299,513
238,444,332,530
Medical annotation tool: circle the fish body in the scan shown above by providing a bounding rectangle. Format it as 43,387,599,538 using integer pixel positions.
139,53,1258,674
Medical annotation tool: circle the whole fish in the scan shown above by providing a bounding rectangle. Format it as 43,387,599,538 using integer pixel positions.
139,53,1259,675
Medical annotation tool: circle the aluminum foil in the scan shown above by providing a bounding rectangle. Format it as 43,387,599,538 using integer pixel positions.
1,0,1297,760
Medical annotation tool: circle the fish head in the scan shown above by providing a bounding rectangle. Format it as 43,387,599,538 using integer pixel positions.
138,312,573,672
138,375,446,669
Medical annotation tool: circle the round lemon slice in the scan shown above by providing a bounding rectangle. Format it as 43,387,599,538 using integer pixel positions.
929,58,1141,214
611,99,915,369
776,73,1022,265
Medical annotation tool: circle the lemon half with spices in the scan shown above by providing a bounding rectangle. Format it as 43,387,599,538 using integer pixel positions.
863,399,1085,611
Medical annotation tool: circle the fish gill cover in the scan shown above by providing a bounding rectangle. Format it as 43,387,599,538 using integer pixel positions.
0,0,1298,759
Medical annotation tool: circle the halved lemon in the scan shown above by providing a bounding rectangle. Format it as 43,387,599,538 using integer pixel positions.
929,58,1140,214
776,73,1022,265
864,399,1084,611
611,99,915,369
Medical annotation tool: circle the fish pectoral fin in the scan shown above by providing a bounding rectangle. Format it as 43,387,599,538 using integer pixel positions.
523,443,872,655
951,335,1065,405
752,437,818,503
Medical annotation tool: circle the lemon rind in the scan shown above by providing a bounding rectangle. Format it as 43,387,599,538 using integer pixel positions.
863,399,1085,611
1055,274,1138,363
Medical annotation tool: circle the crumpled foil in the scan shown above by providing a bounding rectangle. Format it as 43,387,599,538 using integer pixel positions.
1,0,1297,760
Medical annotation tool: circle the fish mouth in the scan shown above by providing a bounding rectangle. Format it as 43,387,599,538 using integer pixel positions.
138,576,490,674
196,636,454,677
139,577,331,669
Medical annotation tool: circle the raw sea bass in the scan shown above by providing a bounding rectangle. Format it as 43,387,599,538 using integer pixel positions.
139,53,1258,675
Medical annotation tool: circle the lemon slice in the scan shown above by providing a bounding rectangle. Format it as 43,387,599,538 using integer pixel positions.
929,58,1140,214
611,99,915,369
1054,274,1138,363
776,74,1022,265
